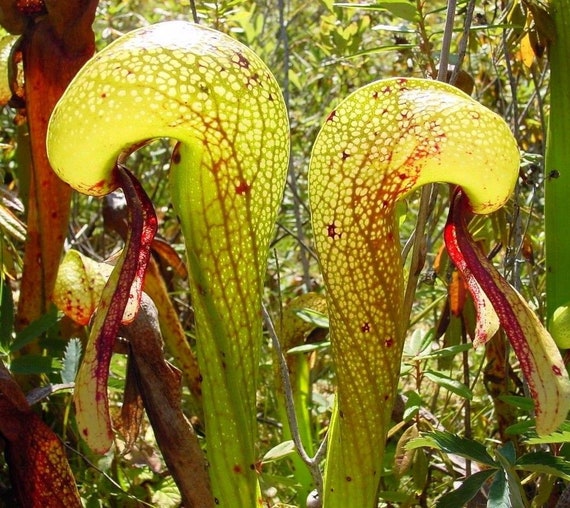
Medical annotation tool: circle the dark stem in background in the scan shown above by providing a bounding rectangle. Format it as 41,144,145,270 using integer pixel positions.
278,0,312,291
403,0,459,322
189,0,198,23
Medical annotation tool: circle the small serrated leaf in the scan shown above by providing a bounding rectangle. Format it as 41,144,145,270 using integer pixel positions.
425,431,497,467
524,421,570,444
516,452,570,480
495,444,527,508
61,338,82,384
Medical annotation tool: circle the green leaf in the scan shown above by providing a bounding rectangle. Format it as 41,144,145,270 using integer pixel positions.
293,308,329,329
10,305,61,352
334,1,419,22
262,440,296,464
497,441,516,465
372,23,416,33
405,436,437,451
404,328,433,357
342,44,417,59
498,395,534,411
412,447,429,491
505,420,534,436
424,369,473,400
403,390,422,421
151,476,182,507
10,355,60,375
287,341,330,354
436,469,497,508
61,338,82,384
0,277,14,350
524,421,570,444
378,490,414,503
488,469,510,508
495,445,527,508
516,452,570,480
419,343,472,360
422,431,498,467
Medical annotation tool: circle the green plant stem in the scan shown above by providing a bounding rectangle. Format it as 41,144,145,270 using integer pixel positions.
262,305,324,498
545,0,570,322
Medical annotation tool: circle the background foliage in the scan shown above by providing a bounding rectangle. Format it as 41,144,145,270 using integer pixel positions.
0,0,563,506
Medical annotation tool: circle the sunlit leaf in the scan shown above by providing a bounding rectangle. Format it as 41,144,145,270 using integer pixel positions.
418,342,472,360
287,341,330,354
402,390,422,421
0,204,26,243
334,1,419,22
262,440,296,463
520,32,535,68
525,421,570,444
151,476,183,507
52,249,112,326
0,35,18,107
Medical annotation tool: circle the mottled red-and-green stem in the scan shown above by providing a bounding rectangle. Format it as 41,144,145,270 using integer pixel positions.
48,21,289,507
309,77,529,507
73,165,156,449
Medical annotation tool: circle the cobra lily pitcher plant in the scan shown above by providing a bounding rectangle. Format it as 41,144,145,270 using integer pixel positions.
46,21,570,508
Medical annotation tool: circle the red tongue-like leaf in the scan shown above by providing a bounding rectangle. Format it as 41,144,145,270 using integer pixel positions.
73,165,157,453
444,189,570,435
